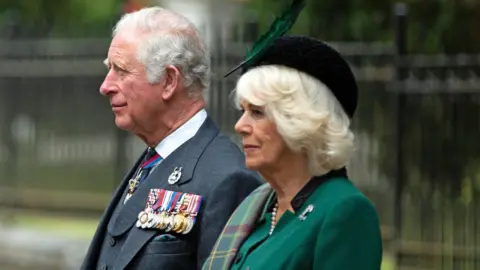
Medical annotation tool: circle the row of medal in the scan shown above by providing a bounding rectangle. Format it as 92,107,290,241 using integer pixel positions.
136,189,203,235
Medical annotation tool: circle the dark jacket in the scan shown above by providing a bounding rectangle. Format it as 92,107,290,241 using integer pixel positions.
80,117,262,270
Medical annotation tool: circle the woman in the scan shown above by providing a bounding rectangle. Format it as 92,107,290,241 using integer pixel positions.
203,35,383,270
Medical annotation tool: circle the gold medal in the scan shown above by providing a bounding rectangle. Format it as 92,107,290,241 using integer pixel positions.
165,215,174,232
152,213,160,229
182,216,194,234
146,212,156,228
157,212,168,230
128,172,142,192
173,214,186,233
178,215,189,233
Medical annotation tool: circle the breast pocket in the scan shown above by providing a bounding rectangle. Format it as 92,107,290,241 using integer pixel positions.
129,236,195,270
142,237,192,255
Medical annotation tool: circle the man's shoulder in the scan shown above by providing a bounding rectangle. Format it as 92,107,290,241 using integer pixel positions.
200,131,245,165
183,129,258,185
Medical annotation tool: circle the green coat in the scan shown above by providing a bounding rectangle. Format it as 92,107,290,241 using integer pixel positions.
203,170,383,270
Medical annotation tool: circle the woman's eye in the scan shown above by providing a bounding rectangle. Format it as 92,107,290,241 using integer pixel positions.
251,109,264,118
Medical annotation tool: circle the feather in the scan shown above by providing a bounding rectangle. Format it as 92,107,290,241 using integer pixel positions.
224,0,306,77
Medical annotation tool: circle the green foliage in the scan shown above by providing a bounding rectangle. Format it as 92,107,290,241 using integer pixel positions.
0,0,122,37
246,0,480,53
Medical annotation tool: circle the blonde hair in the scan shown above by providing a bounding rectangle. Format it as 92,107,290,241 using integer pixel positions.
234,65,355,175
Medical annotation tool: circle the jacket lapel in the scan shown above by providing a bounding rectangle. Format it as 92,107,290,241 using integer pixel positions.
111,117,220,270
202,183,272,270
81,150,145,269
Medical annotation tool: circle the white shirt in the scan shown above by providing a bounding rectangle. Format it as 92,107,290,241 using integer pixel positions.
154,109,207,159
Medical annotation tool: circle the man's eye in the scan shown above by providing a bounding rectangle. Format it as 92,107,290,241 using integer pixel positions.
114,66,126,73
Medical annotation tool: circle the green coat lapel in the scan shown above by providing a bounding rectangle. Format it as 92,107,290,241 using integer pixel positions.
202,183,272,270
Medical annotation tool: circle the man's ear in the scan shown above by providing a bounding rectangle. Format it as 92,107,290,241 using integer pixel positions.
162,65,181,100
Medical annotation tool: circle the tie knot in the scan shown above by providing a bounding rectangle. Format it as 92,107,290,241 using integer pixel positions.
145,147,158,160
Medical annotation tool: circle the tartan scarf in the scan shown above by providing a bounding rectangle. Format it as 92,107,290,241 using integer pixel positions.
202,183,273,270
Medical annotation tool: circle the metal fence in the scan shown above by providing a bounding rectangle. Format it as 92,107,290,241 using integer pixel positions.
0,16,479,270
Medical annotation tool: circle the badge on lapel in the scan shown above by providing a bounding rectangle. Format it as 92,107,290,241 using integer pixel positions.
135,188,203,235
168,167,183,185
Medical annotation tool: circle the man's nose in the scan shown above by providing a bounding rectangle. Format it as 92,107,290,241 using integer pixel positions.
99,70,117,96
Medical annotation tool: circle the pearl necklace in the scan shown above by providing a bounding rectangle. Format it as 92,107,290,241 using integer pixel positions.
269,202,279,235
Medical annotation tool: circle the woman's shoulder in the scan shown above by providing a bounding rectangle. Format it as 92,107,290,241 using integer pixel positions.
319,176,365,196
312,177,377,214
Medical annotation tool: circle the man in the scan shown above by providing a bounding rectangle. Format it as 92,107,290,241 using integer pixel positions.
81,7,261,270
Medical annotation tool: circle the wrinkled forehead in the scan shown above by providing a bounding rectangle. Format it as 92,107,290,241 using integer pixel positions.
110,30,143,50
105,32,142,64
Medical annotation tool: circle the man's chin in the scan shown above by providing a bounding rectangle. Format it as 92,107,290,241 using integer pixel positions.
114,117,133,131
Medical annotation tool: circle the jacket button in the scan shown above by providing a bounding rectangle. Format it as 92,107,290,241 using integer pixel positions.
234,253,243,264
100,265,108,270
109,237,116,246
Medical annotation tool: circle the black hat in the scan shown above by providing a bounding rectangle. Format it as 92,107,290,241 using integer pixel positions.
224,0,358,118
243,35,358,118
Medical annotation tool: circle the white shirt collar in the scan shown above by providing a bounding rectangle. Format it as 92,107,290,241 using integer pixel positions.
154,109,207,159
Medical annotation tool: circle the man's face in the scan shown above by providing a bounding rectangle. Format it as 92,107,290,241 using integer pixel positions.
100,32,164,133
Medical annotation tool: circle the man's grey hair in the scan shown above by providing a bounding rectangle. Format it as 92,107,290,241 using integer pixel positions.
113,7,210,95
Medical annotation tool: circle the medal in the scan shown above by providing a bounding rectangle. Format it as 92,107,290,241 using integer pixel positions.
126,152,163,204
136,210,149,228
129,177,139,191
172,214,186,233
160,212,169,230
135,188,203,234
146,212,156,228
157,212,168,230
164,214,174,232
125,172,143,203
182,216,195,234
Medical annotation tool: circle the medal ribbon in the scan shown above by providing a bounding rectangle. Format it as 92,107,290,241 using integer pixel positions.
192,196,203,217
161,191,173,212
132,152,163,194
185,194,195,215
168,192,181,212
153,189,166,211
174,193,186,213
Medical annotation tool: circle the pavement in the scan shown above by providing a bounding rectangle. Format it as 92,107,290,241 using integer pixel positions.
0,224,91,270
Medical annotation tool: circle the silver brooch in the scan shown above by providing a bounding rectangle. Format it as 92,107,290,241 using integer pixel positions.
299,204,315,221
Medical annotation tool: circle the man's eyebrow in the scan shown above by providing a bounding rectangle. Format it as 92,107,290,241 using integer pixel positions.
103,59,109,67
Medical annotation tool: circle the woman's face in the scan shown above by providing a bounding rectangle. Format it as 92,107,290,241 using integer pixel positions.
235,99,288,171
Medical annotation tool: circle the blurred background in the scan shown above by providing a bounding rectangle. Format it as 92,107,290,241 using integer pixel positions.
0,0,478,269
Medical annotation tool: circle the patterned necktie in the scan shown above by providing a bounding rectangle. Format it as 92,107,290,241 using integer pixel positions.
124,148,163,203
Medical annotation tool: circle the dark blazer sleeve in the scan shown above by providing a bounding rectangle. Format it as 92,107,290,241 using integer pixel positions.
196,170,261,269
313,194,383,270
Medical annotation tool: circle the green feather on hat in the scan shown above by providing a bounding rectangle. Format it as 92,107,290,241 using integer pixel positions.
224,0,306,77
